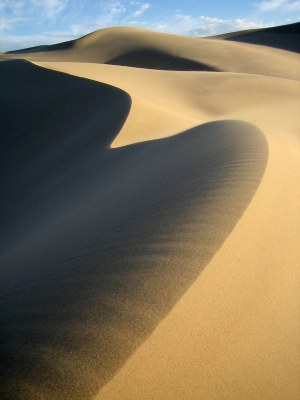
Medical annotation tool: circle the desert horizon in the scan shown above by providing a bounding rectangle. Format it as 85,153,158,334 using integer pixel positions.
1,13,300,400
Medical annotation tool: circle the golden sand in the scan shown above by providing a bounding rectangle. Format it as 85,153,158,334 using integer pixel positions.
0,23,299,400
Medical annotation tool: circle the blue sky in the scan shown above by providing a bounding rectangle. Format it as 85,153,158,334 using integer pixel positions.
0,0,299,51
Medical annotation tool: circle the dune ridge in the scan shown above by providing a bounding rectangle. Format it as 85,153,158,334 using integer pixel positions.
1,23,300,400
0,60,268,399
3,25,300,80
34,61,300,148
212,21,300,53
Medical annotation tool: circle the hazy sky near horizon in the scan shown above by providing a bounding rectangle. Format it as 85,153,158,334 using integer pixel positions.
0,0,299,51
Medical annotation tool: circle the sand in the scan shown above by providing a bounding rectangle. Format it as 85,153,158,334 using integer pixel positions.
212,21,300,53
0,23,299,400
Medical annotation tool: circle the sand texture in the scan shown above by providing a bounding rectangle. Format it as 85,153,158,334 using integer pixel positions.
0,22,300,400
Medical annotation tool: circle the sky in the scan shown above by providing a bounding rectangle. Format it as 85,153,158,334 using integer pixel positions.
0,0,299,51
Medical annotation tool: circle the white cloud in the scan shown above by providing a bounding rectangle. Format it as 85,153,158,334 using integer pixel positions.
148,14,267,37
0,0,68,27
0,1,276,52
256,0,300,12
0,1,26,17
0,0,68,19
89,2,127,29
0,2,32,34
0,16,30,31
0,1,129,51
107,2,127,15
132,2,151,17
0,31,76,51
30,0,69,18
0,13,270,52
0,18,11,30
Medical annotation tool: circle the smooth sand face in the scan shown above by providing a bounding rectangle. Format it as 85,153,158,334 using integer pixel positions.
211,22,300,53
5,26,300,80
0,24,300,400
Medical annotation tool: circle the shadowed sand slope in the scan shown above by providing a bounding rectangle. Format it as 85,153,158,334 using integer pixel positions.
1,21,299,400
0,61,268,399
213,22,300,53
4,26,300,80
108,49,220,71
0,60,131,229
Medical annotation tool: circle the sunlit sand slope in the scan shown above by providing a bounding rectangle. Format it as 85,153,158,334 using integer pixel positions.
4,26,300,80
37,62,300,148
1,22,299,400
0,61,268,399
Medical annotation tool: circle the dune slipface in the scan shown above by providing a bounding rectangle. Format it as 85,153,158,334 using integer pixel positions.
4,25,300,80
1,22,300,400
0,60,269,399
212,21,300,53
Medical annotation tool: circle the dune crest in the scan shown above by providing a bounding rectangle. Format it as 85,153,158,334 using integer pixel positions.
212,21,300,53
1,23,300,400
3,25,300,80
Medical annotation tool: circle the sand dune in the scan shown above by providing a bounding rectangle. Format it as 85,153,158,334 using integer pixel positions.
4,26,300,80
1,23,300,400
212,22,300,53
34,62,300,148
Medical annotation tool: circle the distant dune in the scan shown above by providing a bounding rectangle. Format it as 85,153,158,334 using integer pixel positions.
1,23,300,400
5,25,300,79
212,21,300,53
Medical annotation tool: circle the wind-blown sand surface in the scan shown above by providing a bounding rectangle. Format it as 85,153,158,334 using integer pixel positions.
0,23,300,400
212,21,300,53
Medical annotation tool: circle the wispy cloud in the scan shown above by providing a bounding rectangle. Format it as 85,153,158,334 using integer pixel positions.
91,1,127,27
131,2,151,17
256,0,300,12
0,0,280,52
0,0,26,17
0,0,68,20
1,31,74,50
105,1,127,16
0,16,30,31
30,0,69,18
0,1,32,36
148,14,267,36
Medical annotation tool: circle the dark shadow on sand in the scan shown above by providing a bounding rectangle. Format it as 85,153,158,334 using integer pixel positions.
217,22,300,54
107,49,220,71
0,61,268,399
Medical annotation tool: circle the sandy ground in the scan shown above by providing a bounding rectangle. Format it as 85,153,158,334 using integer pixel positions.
0,23,299,400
